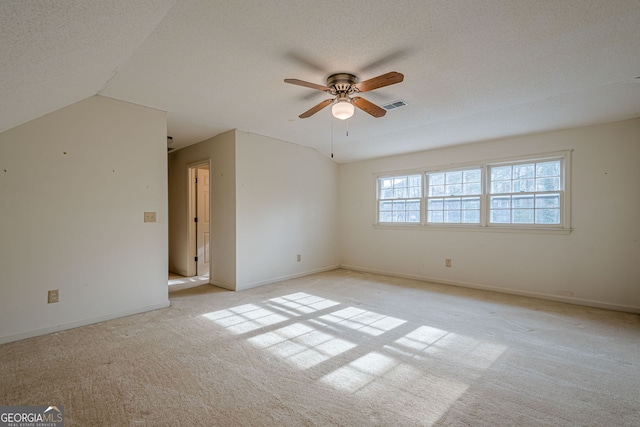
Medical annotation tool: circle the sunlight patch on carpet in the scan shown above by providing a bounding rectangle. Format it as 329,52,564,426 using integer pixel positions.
318,307,407,336
202,291,507,419
249,323,357,369
202,303,288,334
321,352,399,392
268,292,340,314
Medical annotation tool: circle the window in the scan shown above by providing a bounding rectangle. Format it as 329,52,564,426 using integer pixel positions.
427,168,482,224
375,151,570,232
488,159,563,225
377,174,422,223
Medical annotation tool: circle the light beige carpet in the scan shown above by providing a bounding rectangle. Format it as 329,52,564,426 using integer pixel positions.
1,269,639,426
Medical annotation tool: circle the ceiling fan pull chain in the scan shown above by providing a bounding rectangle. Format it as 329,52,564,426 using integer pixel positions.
331,116,334,158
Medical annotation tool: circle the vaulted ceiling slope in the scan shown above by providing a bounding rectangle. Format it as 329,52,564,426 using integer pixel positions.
2,1,639,163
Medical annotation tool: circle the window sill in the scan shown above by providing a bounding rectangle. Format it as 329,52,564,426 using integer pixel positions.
373,224,572,235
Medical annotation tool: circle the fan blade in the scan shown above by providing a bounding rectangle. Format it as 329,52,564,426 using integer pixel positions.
284,78,330,92
354,71,404,92
352,97,386,118
299,98,333,118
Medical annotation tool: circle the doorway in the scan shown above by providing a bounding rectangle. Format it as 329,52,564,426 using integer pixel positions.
188,163,210,277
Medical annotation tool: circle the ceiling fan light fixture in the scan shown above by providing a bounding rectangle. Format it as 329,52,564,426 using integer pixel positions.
332,99,354,120
285,71,403,119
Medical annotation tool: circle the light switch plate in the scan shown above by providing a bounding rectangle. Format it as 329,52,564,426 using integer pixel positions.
144,212,156,223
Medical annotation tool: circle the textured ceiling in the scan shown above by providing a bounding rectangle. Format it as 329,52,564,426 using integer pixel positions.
2,1,639,163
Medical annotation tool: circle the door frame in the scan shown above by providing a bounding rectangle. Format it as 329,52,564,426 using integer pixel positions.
186,160,211,277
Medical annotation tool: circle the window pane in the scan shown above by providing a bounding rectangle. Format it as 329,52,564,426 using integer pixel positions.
463,182,481,195
444,210,461,223
394,187,408,198
463,169,481,183
380,211,392,222
380,201,392,211
513,179,534,192
407,211,420,223
394,212,406,222
536,161,560,177
512,195,534,208
444,199,461,210
461,197,480,209
490,196,511,209
513,164,535,179
446,184,463,196
407,200,421,211
430,185,445,197
380,189,394,199
536,177,560,191
381,178,393,189
445,171,463,184
428,199,443,210
490,210,511,223
513,209,534,224
428,211,443,222
491,166,512,180
461,210,480,223
491,180,511,194
409,186,422,198
535,209,560,224
393,200,405,210
429,173,445,186
409,182,422,197
535,194,560,208
409,175,422,187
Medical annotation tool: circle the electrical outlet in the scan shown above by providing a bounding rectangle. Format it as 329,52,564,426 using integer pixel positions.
445,259,452,268
297,254,301,262
144,212,156,223
48,289,59,303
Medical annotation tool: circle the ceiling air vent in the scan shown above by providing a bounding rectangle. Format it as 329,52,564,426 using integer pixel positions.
381,100,408,111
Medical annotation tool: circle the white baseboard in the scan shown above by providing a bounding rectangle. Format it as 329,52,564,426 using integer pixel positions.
340,264,640,314
169,267,189,277
235,265,341,291
0,301,171,345
210,279,235,291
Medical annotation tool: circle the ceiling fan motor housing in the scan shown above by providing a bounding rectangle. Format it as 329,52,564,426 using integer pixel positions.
327,73,358,95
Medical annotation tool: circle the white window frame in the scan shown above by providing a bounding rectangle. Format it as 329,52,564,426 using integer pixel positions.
374,150,572,234
486,155,569,229
375,171,424,226
425,166,483,226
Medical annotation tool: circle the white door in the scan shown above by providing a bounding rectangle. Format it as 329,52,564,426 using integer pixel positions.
196,168,210,276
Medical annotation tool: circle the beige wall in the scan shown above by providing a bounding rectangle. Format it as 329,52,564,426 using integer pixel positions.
0,96,169,343
234,131,340,290
168,130,236,288
339,119,640,312
168,130,340,291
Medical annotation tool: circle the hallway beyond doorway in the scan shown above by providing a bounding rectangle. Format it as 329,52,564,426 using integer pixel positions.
168,273,210,291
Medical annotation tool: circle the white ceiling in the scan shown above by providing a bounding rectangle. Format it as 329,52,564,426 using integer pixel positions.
2,1,639,163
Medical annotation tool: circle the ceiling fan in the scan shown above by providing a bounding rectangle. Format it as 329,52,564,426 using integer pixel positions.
284,71,404,120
